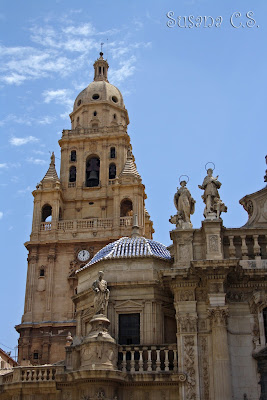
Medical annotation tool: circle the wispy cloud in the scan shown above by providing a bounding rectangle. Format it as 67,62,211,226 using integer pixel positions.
10,136,39,146
110,56,137,85
43,88,73,108
0,114,54,127
0,16,151,88
0,211,3,220
26,157,47,165
17,186,32,195
0,163,8,168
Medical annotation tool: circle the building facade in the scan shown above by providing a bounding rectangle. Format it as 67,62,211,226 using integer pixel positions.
0,54,267,400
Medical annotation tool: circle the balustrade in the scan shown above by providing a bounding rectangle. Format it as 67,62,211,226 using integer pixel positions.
118,345,177,373
120,216,133,227
223,231,267,260
39,218,113,232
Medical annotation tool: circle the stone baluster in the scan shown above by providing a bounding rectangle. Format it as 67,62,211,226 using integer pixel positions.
156,349,161,372
139,350,144,372
228,235,236,258
122,350,127,372
173,349,178,372
130,350,135,373
253,235,261,260
241,235,249,259
164,349,170,371
147,349,152,372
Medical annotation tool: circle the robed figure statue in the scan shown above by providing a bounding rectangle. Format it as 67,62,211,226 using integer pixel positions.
92,271,110,316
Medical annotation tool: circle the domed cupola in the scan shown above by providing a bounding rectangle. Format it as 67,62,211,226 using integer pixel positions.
72,52,127,123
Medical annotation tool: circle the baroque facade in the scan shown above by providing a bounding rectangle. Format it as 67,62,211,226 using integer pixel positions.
0,53,267,400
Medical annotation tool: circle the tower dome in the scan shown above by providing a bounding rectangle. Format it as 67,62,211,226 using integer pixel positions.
73,52,125,112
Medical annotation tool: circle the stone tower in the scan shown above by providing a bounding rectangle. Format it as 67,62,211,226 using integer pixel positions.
16,53,154,365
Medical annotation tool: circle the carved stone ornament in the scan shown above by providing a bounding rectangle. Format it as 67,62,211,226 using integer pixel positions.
199,336,209,400
177,314,197,333
184,335,197,400
179,290,195,302
207,307,229,327
208,235,219,253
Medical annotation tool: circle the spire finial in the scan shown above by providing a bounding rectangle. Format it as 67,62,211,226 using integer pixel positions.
100,42,104,56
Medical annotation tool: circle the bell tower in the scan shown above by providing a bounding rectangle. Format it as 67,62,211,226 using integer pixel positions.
16,53,154,365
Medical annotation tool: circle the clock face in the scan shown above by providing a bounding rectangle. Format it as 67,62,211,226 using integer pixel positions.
77,250,90,262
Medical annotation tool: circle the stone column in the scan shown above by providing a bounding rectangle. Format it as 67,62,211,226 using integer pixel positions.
208,307,233,400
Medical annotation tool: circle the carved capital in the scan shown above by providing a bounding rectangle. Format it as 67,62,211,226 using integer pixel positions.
207,307,229,327
177,313,198,333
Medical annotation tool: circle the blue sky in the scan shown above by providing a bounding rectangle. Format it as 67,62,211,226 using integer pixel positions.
1,0,267,358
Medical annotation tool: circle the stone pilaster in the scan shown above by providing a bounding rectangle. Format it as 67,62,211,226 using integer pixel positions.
207,306,233,400
172,283,200,400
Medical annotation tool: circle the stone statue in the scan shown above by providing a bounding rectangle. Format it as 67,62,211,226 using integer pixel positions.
198,167,227,219
170,178,195,229
92,271,110,316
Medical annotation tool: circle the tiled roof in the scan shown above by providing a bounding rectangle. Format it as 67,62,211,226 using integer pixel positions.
77,236,171,272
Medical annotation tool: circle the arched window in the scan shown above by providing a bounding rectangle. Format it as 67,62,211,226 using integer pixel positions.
110,147,116,159
120,199,133,217
109,163,116,180
70,150,76,162
86,157,100,187
41,204,52,222
69,166,76,182
263,307,267,342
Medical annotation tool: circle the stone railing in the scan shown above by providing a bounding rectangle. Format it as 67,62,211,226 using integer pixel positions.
223,229,267,260
118,344,178,373
39,218,113,232
40,222,52,231
62,125,127,138
1,366,64,384
120,216,133,227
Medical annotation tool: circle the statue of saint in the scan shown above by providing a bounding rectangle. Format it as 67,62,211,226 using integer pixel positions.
174,180,196,223
92,271,110,316
198,167,226,218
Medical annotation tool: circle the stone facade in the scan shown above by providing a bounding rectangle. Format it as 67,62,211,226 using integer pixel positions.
1,54,267,400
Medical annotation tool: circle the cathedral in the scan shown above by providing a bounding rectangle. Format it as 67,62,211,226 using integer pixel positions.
0,53,267,400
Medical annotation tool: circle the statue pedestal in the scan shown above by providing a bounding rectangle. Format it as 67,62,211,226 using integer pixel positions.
80,314,118,371
205,212,218,221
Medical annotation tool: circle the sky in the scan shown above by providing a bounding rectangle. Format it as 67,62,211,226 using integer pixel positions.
1,0,267,359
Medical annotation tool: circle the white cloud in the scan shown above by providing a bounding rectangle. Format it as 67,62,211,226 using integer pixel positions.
26,157,47,165
62,23,95,36
17,186,32,195
38,116,55,125
0,163,8,168
10,136,39,146
109,56,136,85
0,211,3,219
43,89,72,106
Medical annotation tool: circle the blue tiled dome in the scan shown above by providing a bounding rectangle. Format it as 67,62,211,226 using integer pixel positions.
78,237,171,272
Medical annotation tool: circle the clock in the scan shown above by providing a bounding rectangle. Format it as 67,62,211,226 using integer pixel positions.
77,250,90,262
